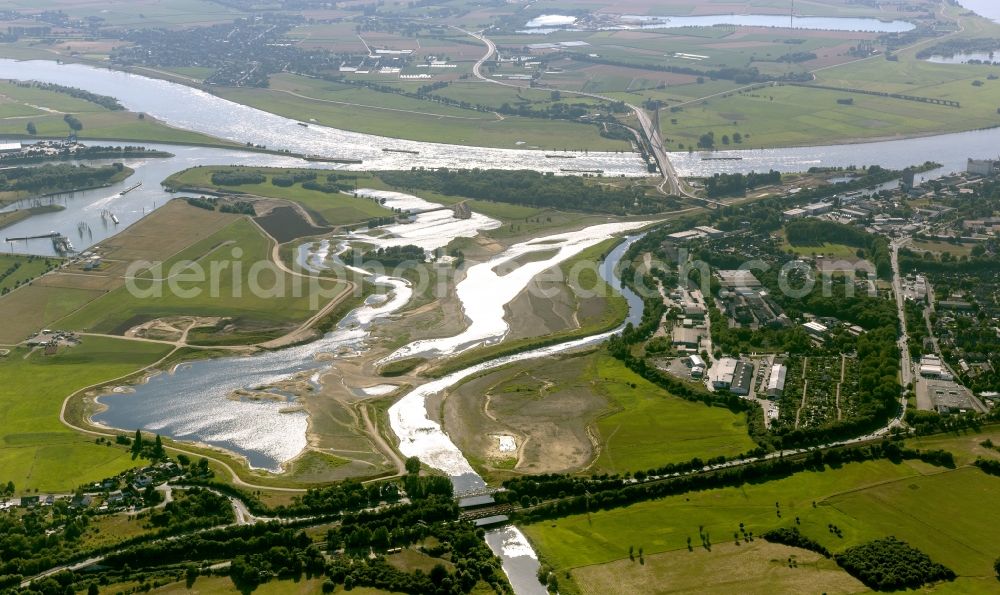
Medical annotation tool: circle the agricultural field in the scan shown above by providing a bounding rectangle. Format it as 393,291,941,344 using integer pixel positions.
589,354,758,473
0,0,244,27
524,443,1000,595
778,231,860,259
570,541,865,595
0,81,235,147
0,200,236,343
58,216,346,344
0,336,170,493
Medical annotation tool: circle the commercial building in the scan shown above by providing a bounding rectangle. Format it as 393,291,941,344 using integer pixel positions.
730,360,755,396
766,363,787,398
920,355,944,378
0,142,21,154
710,357,739,389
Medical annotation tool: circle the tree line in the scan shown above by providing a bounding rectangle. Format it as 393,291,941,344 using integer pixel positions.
15,81,124,111
505,441,954,524
380,169,658,215
0,163,125,195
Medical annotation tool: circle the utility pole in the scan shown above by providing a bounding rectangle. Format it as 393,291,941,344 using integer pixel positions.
790,0,795,28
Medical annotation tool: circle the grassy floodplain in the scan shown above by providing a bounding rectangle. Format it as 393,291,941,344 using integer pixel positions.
0,336,170,493
163,166,394,227
653,5,1000,149
524,429,1000,595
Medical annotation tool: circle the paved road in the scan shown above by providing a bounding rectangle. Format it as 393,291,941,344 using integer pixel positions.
891,236,914,417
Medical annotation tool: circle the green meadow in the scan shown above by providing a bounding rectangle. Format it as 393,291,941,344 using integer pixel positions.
591,354,758,474
525,430,1000,594
0,336,170,493
0,254,56,295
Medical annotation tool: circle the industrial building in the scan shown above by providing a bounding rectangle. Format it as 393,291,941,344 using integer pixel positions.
672,326,702,349
766,363,787,399
693,225,725,239
803,321,828,337
783,202,833,219
716,270,762,290
730,361,755,396
967,158,1000,177
710,358,739,389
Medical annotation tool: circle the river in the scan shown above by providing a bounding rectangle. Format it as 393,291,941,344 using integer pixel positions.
6,56,1000,188
521,13,914,34
0,59,646,177
666,123,1000,177
957,0,1000,23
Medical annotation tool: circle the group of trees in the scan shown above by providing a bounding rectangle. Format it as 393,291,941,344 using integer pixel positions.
762,527,830,557
130,430,165,461
146,488,233,532
835,537,955,590
0,145,170,166
210,170,266,186
704,170,781,198
345,244,425,267
63,114,82,132
302,177,352,194
271,171,316,187
379,169,659,215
